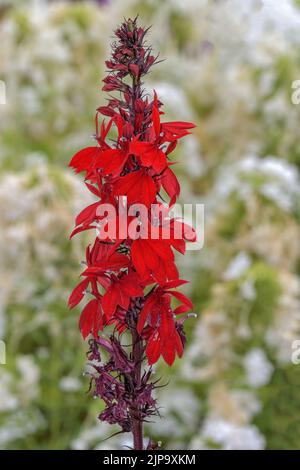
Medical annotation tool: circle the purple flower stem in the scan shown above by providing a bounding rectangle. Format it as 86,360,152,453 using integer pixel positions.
130,325,144,450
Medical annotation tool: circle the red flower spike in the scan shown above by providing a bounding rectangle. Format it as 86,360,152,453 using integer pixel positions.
129,138,167,173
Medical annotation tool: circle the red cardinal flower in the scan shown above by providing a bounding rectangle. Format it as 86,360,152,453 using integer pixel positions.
101,271,143,318
145,312,184,366
137,280,192,365
68,17,197,449
112,168,157,207
137,279,193,334
130,137,167,173
131,237,179,284
130,205,196,284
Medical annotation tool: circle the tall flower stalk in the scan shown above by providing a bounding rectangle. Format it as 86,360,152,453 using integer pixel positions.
68,17,196,450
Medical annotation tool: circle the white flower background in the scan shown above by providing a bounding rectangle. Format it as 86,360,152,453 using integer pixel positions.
0,0,300,449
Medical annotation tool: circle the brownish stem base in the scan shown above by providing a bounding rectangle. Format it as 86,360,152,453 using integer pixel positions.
131,326,144,450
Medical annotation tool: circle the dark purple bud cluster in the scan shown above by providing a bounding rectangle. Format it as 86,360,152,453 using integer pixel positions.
87,335,157,434
97,16,161,135
106,17,157,80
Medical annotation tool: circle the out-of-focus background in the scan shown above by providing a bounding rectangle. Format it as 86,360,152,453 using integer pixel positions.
1,0,300,450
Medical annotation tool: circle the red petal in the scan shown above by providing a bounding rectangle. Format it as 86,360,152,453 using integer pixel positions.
70,224,96,239
171,219,197,243
75,202,100,227
165,141,177,156
152,105,161,138
170,238,186,254
79,299,100,339
85,182,101,197
174,304,190,314
161,337,176,366
163,279,188,289
97,106,115,117
160,312,174,336
131,239,149,278
87,253,129,273
113,169,157,207
174,330,184,358
168,290,193,309
141,148,167,173
69,147,101,174
146,333,161,365
137,296,155,334
102,286,118,318
161,167,180,203
162,121,196,131
165,260,179,283
121,272,144,296
95,149,127,177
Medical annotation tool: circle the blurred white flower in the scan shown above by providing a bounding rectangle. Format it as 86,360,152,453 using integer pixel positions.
0,409,46,447
240,279,256,300
71,422,114,450
244,348,274,388
17,355,40,400
59,376,81,392
198,416,265,450
0,372,19,412
223,252,252,280
147,388,199,438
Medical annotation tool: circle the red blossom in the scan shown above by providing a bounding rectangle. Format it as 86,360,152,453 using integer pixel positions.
137,280,192,365
79,298,103,339
101,271,143,318
112,169,157,207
